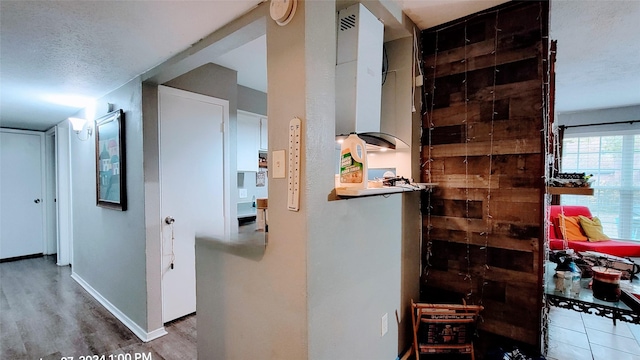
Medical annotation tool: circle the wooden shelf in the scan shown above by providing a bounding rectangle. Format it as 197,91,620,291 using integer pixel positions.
335,183,437,198
546,187,594,196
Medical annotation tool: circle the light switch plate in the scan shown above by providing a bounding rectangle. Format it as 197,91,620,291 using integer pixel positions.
272,150,286,178
239,188,248,198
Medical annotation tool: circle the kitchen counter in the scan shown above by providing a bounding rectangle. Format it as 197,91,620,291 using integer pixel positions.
237,201,257,219
196,221,267,260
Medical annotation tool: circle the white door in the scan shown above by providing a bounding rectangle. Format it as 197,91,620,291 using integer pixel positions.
158,86,229,322
0,129,45,259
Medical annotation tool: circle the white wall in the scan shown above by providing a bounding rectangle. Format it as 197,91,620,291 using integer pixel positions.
141,83,163,335
70,78,150,335
558,105,640,135
238,85,267,116
369,36,419,182
308,195,403,359
365,35,422,353
238,171,268,202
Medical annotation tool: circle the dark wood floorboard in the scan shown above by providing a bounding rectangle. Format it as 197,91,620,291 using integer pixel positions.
0,256,196,359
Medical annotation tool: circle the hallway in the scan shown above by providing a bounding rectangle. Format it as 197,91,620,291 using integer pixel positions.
0,256,196,359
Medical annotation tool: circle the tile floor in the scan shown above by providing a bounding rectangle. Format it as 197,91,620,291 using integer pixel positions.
547,306,640,360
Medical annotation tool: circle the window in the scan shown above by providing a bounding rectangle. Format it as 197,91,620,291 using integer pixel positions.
561,133,640,240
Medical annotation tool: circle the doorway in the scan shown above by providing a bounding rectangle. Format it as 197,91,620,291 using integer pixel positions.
158,85,230,323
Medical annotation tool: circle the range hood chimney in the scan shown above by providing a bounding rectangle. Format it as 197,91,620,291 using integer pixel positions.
336,3,405,150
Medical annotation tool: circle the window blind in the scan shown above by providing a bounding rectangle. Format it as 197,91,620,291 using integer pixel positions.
561,130,640,240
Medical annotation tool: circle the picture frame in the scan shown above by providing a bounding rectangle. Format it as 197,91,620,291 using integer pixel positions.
256,169,266,187
95,109,127,211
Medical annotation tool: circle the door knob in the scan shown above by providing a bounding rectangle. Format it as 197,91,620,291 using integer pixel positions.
164,216,175,225
34,199,41,204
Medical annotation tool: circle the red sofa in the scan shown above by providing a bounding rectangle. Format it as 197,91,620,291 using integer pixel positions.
548,205,640,257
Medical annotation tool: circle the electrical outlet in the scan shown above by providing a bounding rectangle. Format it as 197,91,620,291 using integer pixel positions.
381,313,388,336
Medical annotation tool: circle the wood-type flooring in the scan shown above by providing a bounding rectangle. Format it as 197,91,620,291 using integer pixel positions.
0,256,196,360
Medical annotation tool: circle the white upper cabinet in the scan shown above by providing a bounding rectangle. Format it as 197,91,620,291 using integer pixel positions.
237,111,260,172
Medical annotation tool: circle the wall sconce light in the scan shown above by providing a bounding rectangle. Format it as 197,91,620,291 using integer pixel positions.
69,117,93,141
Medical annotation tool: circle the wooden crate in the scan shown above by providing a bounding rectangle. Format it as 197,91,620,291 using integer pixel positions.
411,300,483,359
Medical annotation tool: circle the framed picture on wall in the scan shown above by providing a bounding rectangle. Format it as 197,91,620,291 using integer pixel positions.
256,170,266,187
95,109,127,211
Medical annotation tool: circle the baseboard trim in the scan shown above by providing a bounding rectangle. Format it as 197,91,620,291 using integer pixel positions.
0,253,43,263
71,272,167,342
146,327,169,342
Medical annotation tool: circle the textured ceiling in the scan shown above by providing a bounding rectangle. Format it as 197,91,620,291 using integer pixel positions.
550,0,640,113
0,0,263,130
1,0,638,131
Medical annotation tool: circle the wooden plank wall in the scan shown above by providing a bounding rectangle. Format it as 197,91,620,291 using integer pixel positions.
420,1,549,353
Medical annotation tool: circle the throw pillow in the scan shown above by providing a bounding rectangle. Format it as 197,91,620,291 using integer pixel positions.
557,214,588,241
578,215,610,241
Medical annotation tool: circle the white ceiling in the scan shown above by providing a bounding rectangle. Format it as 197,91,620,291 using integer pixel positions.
549,0,640,113
399,0,508,29
212,34,267,93
1,0,638,131
0,0,264,131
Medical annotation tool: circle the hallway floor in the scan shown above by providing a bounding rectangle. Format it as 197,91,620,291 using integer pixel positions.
9,256,640,359
0,256,196,360
548,306,640,360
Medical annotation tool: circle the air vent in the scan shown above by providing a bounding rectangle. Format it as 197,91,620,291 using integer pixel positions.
339,14,357,31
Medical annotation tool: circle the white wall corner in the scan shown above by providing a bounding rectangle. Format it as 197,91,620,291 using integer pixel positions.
71,272,167,342
54,121,72,266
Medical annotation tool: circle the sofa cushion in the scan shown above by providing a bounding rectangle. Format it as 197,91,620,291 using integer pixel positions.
579,215,610,241
557,214,588,241
548,205,640,257
548,205,593,240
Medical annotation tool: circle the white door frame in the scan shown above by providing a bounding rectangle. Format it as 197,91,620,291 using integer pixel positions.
45,127,58,256
157,85,231,322
55,121,73,266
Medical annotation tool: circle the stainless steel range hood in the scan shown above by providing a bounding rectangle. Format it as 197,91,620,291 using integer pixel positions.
336,3,407,150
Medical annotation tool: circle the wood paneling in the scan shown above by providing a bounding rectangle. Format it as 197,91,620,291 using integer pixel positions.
424,155,542,179
420,1,548,352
